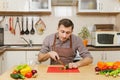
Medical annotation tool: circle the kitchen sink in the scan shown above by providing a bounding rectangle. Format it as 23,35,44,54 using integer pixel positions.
8,45,32,48
9,46,29,48
8,45,41,48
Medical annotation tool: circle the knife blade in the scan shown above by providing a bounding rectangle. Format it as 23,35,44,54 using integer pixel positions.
55,56,65,66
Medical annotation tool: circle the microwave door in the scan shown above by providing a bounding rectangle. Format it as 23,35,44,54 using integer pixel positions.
117,33,120,44
98,34,114,44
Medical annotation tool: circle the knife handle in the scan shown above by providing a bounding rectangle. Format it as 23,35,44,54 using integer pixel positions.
55,56,58,60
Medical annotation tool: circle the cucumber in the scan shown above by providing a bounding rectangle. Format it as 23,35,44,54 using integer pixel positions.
10,73,25,79
10,73,20,79
64,64,69,70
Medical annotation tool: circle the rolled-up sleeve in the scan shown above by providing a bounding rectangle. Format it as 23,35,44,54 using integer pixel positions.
76,38,93,59
39,37,50,54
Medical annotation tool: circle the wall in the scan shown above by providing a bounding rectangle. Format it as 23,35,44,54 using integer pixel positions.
0,6,117,45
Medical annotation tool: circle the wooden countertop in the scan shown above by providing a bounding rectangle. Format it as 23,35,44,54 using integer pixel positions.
0,64,120,80
88,46,120,51
1,46,120,54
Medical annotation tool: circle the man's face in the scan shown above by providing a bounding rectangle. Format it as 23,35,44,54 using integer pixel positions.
57,25,73,42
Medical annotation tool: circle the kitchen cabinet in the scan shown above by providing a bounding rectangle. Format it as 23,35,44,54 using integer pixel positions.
0,53,5,75
104,51,120,62
90,51,120,65
90,51,104,65
29,0,51,12
0,54,2,74
78,0,120,13
0,0,52,12
99,0,120,12
0,0,6,11
0,0,51,16
26,51,39,65
7,0,29,11
78,0,99,12
26,51,50,65
0,0,29,11
3,51,26,72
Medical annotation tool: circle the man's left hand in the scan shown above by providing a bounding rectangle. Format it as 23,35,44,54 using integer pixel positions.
68,63,78,69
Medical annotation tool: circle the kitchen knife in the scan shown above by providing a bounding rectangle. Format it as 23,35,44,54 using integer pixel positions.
55,56,65,66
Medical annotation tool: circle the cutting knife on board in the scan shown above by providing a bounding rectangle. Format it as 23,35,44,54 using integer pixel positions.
55,56,65,66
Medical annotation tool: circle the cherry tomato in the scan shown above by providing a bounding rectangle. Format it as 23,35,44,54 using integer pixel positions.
25,72,32,78
112,65,118,70
12,70,18,74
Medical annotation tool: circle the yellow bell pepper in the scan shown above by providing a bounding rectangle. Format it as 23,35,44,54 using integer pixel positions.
106,62,114,67
20,66,32,76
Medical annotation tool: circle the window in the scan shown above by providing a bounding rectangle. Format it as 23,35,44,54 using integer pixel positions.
54,6,72,17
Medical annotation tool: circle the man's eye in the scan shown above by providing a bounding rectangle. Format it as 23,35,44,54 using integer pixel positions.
61,30,65,33
66,32,71,34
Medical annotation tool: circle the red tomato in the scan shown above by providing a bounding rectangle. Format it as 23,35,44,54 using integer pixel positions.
12,70,18,74
25,72,33,78
112,65,118,70
101,65,108,70
107,66,113,70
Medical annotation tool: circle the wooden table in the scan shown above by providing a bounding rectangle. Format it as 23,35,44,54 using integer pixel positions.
0,64,120,80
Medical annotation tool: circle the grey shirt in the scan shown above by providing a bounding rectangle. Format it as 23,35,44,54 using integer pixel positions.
39,33,93,59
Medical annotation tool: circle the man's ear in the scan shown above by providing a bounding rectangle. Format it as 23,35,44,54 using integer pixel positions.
57,27,59,30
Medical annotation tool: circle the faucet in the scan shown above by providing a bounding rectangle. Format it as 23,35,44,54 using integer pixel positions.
21,37,32,47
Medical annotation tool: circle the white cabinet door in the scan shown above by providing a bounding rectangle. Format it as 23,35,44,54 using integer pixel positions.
26,51,50,65
78,0,120,13
99,0,120,12
78,0,99,12
90,51,120,65
0,0,7,11
90,51,105,65
3,51,26,72
0,54,2,74
29,0,51,12
7,0,29,11
26,51,39,65
104,51,120,62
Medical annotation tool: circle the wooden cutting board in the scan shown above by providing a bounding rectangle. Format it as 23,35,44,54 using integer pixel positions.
47,66,80,73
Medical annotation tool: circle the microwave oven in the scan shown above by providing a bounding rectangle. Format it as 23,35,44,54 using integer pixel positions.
91,31,120,47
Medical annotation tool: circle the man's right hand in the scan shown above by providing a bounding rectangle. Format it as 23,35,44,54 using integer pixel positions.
48,51,59,61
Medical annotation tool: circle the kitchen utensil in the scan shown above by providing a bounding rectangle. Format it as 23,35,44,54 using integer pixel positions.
25,17,29,35
30,17,35,35
9,17,12,31
20,17,24,35
35,18,46,35
0,16,5,24
0,16,5,28
14,17,21,35
10,17,15,34
55,56,65,66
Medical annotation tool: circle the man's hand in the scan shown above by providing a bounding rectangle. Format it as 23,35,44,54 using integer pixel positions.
48,51,59,61
68,63,79,69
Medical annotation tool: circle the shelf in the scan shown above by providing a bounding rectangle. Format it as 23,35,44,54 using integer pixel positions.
0,11,51,16
77,12,120,15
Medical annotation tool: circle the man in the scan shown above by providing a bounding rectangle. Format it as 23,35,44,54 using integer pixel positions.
38,18,93,68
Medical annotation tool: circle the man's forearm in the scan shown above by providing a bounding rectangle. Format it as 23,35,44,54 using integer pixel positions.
38,53,50,62
76,57,93,67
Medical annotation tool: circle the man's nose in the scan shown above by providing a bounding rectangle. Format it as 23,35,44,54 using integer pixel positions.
63,33,67,37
